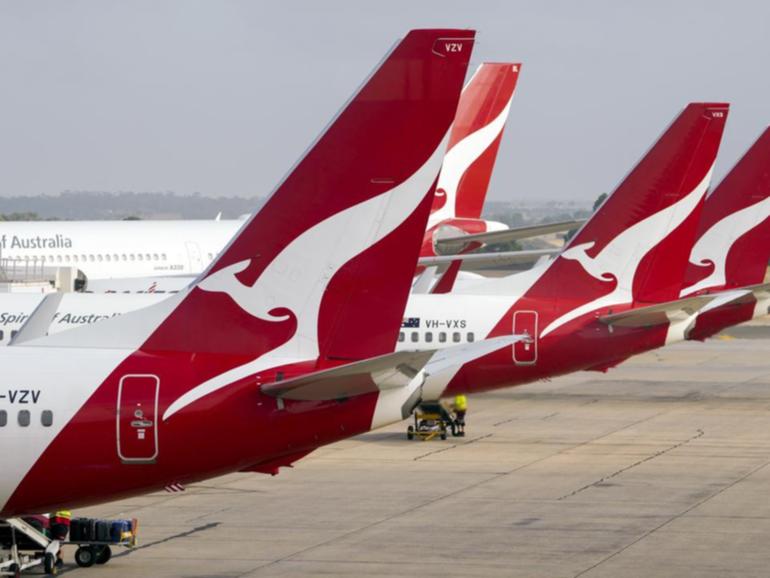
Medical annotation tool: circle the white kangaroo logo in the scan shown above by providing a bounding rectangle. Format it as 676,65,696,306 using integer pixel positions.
164,133,449,420
541,166,714,338
682,195,770,296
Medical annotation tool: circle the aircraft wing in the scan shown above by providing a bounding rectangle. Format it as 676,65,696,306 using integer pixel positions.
261,335,525,401
434,219,584,254
598,293,743,328
418,248,558,271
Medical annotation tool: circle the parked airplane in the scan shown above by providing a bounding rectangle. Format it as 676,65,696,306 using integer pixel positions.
0,29,506,522
0,60,572,292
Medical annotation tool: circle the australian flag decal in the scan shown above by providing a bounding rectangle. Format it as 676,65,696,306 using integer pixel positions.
401,317,420,328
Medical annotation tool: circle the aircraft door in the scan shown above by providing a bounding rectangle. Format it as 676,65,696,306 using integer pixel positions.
513,310,538,365
185,241,204,274
117,375,159,463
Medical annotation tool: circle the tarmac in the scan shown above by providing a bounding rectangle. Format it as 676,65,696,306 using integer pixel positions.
65,321,770,577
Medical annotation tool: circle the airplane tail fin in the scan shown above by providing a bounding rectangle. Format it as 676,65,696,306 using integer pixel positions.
682,127,770,295
428,62,520,225
535,103,728,336
628,104,727,304
36,30,475,362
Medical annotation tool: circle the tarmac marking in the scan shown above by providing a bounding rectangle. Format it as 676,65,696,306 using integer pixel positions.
412,433,493,461
558,428,705,500
112,522,221,558
572,453,770,578
239,414,666,576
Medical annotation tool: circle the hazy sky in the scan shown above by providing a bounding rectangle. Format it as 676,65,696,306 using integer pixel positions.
1,1,769,202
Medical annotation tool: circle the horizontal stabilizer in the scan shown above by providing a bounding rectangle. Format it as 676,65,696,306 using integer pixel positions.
599,294,733,328
418,248,558,270
263,335,527,402
423,335,526,375
10,293,64,345
434,219,584,253
262,350,435,401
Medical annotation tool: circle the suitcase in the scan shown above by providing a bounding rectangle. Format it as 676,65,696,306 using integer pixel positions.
96,520,111,542
70,518,89,542
110,520,131,543
87,518,97,541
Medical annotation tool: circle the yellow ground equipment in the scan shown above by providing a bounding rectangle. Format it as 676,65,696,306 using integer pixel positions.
407,401,456,441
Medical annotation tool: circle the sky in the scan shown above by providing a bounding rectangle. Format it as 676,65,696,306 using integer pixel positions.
1,0,769,202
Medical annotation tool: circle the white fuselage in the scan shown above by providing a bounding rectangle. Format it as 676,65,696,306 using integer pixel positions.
0,220,241,281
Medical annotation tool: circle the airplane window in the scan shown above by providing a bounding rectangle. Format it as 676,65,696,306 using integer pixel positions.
467,332,475,343
153,253,159,261
0,410,6,427
56,255,62,263
105,254,111,262
113,254,119,261
145,253,151,260
40,256,46,263
18,410,30,427
130,254,135,261
453,332,461,343
398,332,405,342
439,332,447,343
0,331,3,341
411,332,418,343
81,254,87,261
48,255,54,262
72,255,78,263
41,410,53,427
162,253,167,261
89,255,95,262
11,330,18,339
425,332,433,343
207,253,214,260
97,254,103,262
137,254,143,261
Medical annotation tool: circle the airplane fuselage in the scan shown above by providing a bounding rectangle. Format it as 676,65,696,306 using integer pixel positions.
0,345,380,516
0,221,239,280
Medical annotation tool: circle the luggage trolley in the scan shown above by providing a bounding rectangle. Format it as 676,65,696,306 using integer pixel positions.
65,517,138,568
407,401,458,441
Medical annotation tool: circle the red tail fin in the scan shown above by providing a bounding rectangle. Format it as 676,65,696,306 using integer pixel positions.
683,127,770,294
630,104,728,303
429,62,520,225
532,104,728,336
136,30,475,359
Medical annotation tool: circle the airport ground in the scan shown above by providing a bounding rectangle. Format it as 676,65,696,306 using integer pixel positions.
60,320,770,577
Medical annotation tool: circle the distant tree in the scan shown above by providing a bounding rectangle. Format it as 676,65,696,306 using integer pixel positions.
593,192,608,211
122,215,142,221
0,212,42,221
